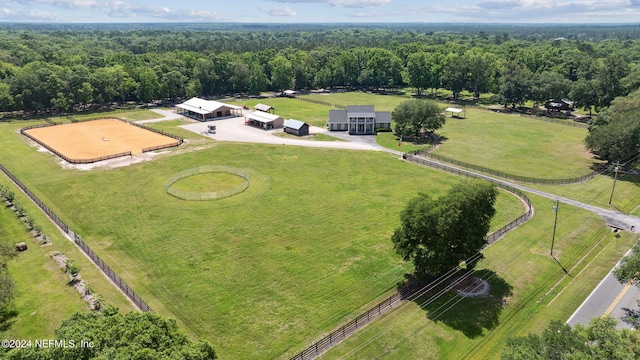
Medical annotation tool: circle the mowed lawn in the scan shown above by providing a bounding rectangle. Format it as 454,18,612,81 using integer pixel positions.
0,176,135,341
432,109,599,179
0,121,525,360
283,93,598,179
322,194,637,359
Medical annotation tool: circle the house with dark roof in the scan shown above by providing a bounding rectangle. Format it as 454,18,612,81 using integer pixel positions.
545,98,574,112
327,105,391,135
283,119,309,136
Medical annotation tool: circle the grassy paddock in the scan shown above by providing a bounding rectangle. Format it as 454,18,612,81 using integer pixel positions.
0,176,135,340
301,92,409,112
294,93,597,179
432,108,599,179
66,109,161,122
0,119,524,360
321,194,635,359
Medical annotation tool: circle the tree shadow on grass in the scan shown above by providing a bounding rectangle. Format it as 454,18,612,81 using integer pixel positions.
0,307,18,332
415,269,513,339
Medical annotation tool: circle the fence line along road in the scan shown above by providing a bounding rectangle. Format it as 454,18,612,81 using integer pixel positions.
0,163,152,312
290,156,534,360
415,148,604,185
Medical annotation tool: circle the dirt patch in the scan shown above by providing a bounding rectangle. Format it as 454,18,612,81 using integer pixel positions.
50,252,102,310
452,276,490,297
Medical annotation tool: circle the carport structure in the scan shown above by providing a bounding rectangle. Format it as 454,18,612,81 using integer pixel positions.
245,111,284,130
444,107,466,118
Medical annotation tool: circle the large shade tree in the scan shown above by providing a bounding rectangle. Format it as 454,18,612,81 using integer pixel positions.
502,317,640,360
585,89,640,162
391,180,497,278
497,61,533,108
6,308,217,359
392,99,445,139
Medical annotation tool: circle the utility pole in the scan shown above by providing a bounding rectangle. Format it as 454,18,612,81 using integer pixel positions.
609,162,620,205
551,199,559,257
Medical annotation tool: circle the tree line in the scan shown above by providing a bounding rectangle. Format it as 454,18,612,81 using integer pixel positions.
0,25,639,115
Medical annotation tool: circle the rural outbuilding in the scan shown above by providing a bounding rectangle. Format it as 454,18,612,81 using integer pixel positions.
327,105,391,135
283,119,310,136
245,111,284,130
444,107,466,118
176,97,243,121
545,98,574,112
254,103,274,113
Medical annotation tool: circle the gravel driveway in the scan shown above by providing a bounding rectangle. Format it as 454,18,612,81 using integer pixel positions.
179,115,389,152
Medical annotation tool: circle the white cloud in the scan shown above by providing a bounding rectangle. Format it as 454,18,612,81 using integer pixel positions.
172,9,228,21
328,0,390,7
263,5,297,16
267,0,390,8
21,9,73,20
415,0,640,22
39,0,99,8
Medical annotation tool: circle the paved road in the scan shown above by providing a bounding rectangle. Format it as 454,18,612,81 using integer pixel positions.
408,154,640,233
567,249,640,330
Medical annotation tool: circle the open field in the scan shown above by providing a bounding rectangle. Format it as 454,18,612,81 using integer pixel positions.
432,109,599,179
24,119,179,161
67,109,161,122
0,175,135,340
529,170,640,215
301,92,409,112
237,94,598,180
0,96,633,359
322,194,637,359
0,120,525,359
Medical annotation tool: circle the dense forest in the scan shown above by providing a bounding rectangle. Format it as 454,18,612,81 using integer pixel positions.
0,23,639,116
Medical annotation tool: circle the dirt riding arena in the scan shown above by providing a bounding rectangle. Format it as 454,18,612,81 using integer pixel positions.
23,119,180,163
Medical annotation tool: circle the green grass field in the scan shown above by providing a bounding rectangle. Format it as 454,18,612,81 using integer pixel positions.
529,171,640,215
0,175,135,340
321,195,636,359
67,109,162,122
0,93,635,360
0,119,525,359
431,108,599,179
297,93,598,179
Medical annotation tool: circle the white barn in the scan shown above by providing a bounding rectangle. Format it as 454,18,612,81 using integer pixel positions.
176,97,243,122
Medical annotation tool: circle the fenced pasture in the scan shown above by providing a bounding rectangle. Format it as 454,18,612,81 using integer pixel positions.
300,92,409,112
0,172,136,341
431,108,600,179
67,109,161,122
22,119,182,163
0,119,526,360
237,93,599,181
321,193,636,359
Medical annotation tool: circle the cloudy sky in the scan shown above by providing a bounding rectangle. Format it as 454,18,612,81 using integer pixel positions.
0,0,639,23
